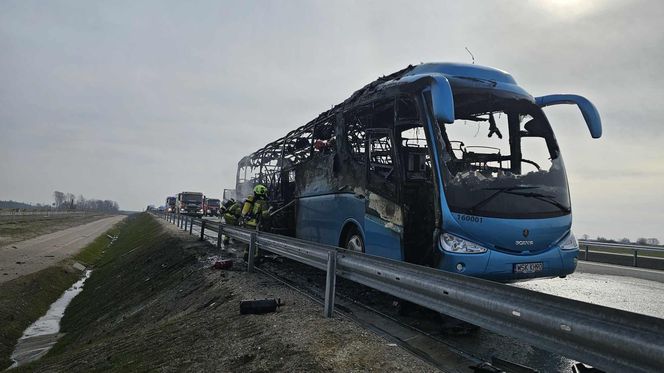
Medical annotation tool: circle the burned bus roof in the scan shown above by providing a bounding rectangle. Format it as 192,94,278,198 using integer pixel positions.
241,62,529,164
405,63,517,85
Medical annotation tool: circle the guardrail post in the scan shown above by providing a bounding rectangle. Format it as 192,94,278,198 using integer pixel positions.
200,220,206,241
324,250,337,318
633,250,638,267
216,224,223,249
247,232,257,272
189,217,193,235
177,213,180,227
584,245,589,261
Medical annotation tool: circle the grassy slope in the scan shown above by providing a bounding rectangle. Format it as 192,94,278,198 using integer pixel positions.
13,213,203,371
0,220,123,370
14,213,323,372
0,267,79,369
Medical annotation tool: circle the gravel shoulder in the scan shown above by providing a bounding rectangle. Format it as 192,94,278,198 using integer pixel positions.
0,216,126,283
15,214,438,372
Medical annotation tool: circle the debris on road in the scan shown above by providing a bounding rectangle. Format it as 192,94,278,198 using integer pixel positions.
212,259,233,270
240,298,283,315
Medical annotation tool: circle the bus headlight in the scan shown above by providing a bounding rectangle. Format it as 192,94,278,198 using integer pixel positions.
559,232,578,251
439,233,488,254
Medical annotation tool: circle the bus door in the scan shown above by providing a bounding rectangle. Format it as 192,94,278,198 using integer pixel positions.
363,128,404,260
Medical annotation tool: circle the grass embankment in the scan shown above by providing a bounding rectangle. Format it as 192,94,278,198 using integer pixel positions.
0,221,124,370
10,213,436,372
0,213,109,247
13,213,201,371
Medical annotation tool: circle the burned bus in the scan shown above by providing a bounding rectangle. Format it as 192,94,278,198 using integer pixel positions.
236,63,602,282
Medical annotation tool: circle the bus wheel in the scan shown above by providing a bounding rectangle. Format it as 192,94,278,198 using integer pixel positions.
345,229,365,253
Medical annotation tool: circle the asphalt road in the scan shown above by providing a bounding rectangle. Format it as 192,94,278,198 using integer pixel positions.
0,215,125,283
514,261,664,319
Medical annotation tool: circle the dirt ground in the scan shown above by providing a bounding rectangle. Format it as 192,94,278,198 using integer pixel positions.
15,214,438,372
0,216,126,283
0,213,110,247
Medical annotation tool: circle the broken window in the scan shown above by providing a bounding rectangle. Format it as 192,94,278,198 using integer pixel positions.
400,127,431,180
344,108,370,163
368,131,395,179
283,124,313,165
313,117,336,154
437,98,570,218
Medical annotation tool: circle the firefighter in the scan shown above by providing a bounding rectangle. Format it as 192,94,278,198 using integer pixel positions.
240,184,272,261
221,198,242,245
241,184,271,230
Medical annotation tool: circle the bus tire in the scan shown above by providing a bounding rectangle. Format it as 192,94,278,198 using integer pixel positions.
344,227,365,253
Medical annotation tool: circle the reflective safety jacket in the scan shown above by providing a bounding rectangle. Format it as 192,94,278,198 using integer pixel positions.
241,195,270,228
223,201,242,225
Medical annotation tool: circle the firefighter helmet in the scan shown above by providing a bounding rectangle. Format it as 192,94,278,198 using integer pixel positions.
253,184,268,197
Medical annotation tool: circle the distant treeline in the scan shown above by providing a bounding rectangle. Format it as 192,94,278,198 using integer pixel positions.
53,191,119,212
0,200,36,209
581,234,661,246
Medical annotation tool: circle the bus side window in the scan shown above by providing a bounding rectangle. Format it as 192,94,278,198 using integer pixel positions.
283,125,313,165
313,117,336,154
367,130,397,198
344,109,369,164
400,127,431,181
396,95,431,181
369,132,395,179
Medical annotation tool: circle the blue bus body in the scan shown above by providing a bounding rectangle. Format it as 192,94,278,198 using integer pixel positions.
236,62,601,282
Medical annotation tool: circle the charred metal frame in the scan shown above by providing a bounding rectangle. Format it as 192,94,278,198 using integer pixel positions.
235,65,420,202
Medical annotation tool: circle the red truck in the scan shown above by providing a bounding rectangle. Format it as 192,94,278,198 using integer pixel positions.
176,192,204,217
203,197,221,217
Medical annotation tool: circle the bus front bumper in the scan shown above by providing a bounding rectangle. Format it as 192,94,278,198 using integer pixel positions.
437,246,578,282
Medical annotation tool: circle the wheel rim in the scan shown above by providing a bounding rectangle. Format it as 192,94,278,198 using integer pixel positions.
346,234,364,252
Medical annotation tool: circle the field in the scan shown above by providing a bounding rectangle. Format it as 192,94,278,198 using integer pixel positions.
0,213,109,247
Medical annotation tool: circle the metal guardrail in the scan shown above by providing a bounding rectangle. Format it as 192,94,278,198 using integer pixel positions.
153,211,664,373
578,240,664,268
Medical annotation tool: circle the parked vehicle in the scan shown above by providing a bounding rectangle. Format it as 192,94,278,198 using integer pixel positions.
235,62,601,282
165,196,176,213
203,197,221,216
176,192,204,217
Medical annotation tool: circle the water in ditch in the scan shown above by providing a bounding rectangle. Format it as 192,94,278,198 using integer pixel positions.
9,269,92,368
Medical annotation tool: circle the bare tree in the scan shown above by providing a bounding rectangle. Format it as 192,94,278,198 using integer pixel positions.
53,191,65,208
53,191,119,212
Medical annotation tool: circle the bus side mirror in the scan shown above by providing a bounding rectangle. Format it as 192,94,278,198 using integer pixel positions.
429,75,455,124
535,94,602,139
394,73,455,124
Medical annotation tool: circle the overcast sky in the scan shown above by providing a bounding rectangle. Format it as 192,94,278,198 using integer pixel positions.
1,0,662,241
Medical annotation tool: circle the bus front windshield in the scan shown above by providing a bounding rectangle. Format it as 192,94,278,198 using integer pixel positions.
438,98,570,219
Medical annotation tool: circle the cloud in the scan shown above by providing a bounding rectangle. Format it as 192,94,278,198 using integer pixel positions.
1,0,662,240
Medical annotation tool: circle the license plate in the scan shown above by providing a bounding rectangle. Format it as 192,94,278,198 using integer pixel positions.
513,262,543,274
